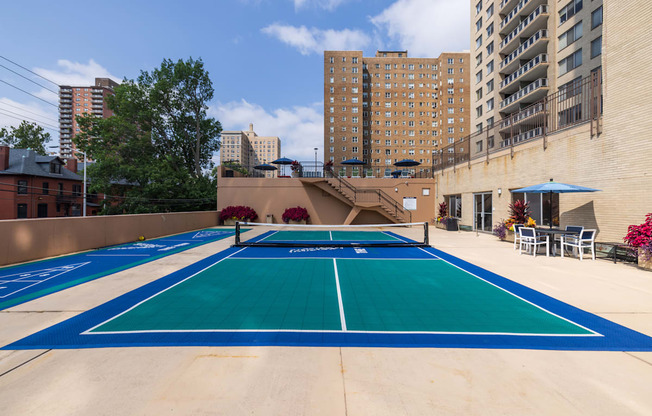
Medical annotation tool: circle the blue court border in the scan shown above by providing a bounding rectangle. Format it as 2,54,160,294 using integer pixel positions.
4,232,652,351
0,228,241,311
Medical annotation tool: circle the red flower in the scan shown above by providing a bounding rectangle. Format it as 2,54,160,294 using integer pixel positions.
282,206,309,223
219,205,258,221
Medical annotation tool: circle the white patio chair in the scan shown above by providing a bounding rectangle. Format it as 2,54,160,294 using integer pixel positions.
561,229,596,261
512,224,524,250
519,227,549,257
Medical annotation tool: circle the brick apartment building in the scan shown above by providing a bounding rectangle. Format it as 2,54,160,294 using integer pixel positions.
323,50,470,177
0,146,97,219
220,123,281,178
59,77,119,161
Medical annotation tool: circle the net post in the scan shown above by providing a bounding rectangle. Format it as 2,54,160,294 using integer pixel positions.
424,221,429,246
235,221,241,245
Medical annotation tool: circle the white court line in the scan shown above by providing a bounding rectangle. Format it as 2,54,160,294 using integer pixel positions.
333,259,347,331
416,246,601,337
228,257,441,261
329,230,333,240
86,254,151,257
0,262,90,299
82,247,248,335
88,328,600,337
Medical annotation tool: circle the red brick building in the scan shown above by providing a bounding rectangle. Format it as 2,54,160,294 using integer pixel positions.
0,146,94,219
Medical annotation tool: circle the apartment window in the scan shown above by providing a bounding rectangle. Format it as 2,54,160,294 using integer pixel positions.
351,67,358,73
486,4,494,18
475,0,481,15
17,180,28,194
559,0,583,25
329,67,334,73
329,57,334,63
591,37,602,58
487,117,494,127
447,88,454,94
342,57,346,62
559,49,582,75
476,71,483,83
486,23,493,37
476,53,483,66
330,137,334,143
476,18,482,32
486,79,494,93
476,35,482,49
592,6,603,29
409,64,415,70
559,21,583,51
486,60,494,75
476,106,483,117
447,127,454,134
486,42,493,55
476,88,483,100
486,98,494,111
476,123,483,132
42,182,49,194
476,140,483,152
447,117,454,124
559,76,582,100
447,108,454,114
329,146,334,153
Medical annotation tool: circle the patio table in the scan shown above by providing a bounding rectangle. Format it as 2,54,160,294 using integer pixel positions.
535,228,579,256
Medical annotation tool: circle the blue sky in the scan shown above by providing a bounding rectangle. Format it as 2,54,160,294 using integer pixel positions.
0,0,470,161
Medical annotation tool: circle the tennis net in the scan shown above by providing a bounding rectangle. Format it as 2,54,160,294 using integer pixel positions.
233,222,429,248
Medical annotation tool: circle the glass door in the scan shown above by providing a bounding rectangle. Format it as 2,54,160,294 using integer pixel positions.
473,192,493,232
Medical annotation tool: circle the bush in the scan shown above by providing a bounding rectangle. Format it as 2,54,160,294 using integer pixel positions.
282,206,309,223
219,205,257,221
493,222,507,240
624,213,652,260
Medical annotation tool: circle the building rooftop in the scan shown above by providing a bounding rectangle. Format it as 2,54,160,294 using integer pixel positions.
0,148,81,180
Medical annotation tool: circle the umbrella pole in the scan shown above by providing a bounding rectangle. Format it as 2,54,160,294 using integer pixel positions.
549,191,553,229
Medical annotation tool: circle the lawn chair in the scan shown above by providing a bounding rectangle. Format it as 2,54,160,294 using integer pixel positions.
561,229,596,260
512,224,524,250
519,227,549,257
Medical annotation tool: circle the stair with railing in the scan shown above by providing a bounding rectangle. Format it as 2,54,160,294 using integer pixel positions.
322,174,412,223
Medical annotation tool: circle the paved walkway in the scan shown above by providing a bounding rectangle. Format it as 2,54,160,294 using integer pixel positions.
1,226,651,415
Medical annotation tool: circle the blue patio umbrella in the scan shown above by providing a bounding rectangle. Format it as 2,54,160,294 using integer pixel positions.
254,163,277,171
272,157,294,176
512,179,601,228
341,158,365,165
394,159,421,167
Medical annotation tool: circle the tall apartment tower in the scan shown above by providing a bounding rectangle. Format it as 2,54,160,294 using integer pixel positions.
58,77,119,161
220,123,281,178
470,0,603,132
324,50,470,176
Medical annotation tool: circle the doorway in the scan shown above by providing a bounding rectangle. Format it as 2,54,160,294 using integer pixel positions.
473,192,493,232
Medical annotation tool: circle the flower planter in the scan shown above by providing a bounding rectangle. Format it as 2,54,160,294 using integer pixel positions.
435,223,446,230
224,219,237,226
288,220,306,225
639,248,652,271
504,230,515,243
445,218,458,231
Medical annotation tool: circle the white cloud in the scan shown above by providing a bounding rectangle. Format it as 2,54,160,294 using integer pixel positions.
261,24,370,55
370,0,470,57
210,100,323,162
0,98,60,150
293,0,350,11
33,59,120,87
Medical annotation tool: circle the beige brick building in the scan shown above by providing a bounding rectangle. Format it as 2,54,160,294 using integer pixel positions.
434,0,650,241
324,50,469,177
220,123,281,178
59,78,119,161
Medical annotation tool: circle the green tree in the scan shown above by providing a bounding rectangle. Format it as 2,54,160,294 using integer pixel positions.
0,121,50,155
75,57,221,214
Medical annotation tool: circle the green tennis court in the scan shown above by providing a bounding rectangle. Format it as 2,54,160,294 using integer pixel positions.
7,227,652,350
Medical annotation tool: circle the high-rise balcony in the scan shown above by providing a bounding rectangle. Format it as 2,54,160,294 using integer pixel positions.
499,0,519,13
499,78,549,114
499,29,548,74
500,54,549,94
499,5,549,54
500,0,540,35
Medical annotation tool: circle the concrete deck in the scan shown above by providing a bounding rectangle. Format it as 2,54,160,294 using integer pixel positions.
1,226,651,415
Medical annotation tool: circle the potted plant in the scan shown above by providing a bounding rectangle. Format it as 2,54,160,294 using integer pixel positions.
502,200,535,242
282,206,309,224
290,160,302,177
219,205,258,225
624,213,652,271
435,202,449,230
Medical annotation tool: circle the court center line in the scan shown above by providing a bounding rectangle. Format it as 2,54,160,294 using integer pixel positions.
329,231,333,241
333,258,347,331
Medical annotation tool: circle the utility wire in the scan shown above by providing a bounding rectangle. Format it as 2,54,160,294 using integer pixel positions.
0,64,59,95
0,110,59,133
0,79,58,108
0,56,59,87
0,108,59,130
0,102,59,123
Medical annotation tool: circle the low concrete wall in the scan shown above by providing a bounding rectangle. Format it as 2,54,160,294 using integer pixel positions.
217,177,435,225
0,211,219,266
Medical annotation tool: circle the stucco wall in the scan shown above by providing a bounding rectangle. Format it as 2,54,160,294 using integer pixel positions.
217,177,435,225
0,211,219,266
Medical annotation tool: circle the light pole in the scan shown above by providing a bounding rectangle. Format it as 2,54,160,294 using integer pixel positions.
76,150,87,217
314,147,318,176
